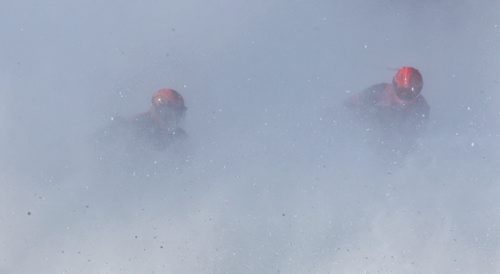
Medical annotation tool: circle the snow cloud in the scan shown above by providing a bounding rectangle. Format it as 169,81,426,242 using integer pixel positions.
1,0,499,273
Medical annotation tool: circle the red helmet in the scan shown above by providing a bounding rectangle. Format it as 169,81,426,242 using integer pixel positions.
392,66,423,100
151,88,186,123
152,88,186,111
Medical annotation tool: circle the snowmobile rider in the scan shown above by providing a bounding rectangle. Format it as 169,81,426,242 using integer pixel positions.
345,66,430,136
133,88,187,148
99,88,188,151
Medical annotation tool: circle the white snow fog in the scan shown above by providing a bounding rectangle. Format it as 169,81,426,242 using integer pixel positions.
1,0,499,273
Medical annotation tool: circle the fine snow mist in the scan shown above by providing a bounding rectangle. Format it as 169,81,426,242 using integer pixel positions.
1,0,499,273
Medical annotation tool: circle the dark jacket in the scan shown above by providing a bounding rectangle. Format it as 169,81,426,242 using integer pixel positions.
98,112,187,152
345,83,430,136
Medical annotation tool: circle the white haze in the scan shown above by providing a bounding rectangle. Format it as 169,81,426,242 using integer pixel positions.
1,0,499,273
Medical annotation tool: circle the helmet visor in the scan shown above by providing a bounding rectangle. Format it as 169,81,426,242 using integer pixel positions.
155,103,185,122
395,85,420,100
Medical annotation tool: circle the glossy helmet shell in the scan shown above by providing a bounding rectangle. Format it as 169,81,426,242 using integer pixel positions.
151,88,186,111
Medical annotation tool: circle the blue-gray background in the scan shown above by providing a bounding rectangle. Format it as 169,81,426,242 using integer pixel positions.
1,0,499,273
